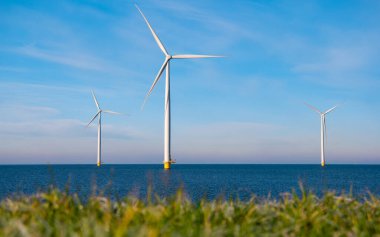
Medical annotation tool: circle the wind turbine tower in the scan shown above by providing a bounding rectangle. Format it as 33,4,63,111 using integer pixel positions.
87,91,120,167
136,5,223,169
305,103,338,167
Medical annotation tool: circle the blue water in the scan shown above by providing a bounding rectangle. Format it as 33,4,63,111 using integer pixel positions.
0,165,379,201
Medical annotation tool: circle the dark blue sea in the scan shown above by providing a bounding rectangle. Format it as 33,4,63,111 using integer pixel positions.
0,165,379,201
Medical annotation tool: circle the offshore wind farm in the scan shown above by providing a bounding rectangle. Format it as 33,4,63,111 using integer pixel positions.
1,1,379,167
1,0,380,235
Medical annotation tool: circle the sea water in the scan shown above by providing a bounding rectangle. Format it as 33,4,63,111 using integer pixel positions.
0,164,379,201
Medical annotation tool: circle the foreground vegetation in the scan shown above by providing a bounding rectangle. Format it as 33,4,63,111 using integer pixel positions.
0,188,379,237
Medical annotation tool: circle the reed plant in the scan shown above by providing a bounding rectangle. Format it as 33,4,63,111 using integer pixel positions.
0,187,379,236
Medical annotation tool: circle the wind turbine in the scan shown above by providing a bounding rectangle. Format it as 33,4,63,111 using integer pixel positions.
305,103,338,167
87,91,120,167
135,5,223,169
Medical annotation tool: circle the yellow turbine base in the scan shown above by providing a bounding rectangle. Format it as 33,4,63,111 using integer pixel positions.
97,162,101,167
164,162,171,169
321,162,325,167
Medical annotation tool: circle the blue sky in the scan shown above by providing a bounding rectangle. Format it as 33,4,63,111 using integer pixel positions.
0,0,380,164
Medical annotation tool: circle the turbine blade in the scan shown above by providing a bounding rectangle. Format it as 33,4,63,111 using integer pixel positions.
324,105,338,114
135,4,168,56
172,54,224,59
91,90,100,110
87,111,101,127
304,102,321,114
103,110,121,115
142,58,169,109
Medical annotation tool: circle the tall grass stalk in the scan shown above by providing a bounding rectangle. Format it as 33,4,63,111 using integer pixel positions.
0,187,379,236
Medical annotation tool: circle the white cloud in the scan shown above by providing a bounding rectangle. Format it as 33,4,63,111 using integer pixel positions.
0,66,29,72
12,45,108,71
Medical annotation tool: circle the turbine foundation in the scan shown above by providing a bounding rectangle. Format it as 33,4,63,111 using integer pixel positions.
164,161,171,169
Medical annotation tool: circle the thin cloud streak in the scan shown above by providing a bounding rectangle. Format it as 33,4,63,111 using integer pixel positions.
12,45,107,71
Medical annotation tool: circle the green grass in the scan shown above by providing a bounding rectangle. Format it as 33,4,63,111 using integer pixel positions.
1,187,380,236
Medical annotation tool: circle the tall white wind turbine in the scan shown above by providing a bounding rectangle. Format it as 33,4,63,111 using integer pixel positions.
87,91,120,167
305,103,338,167
136,5,223,169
